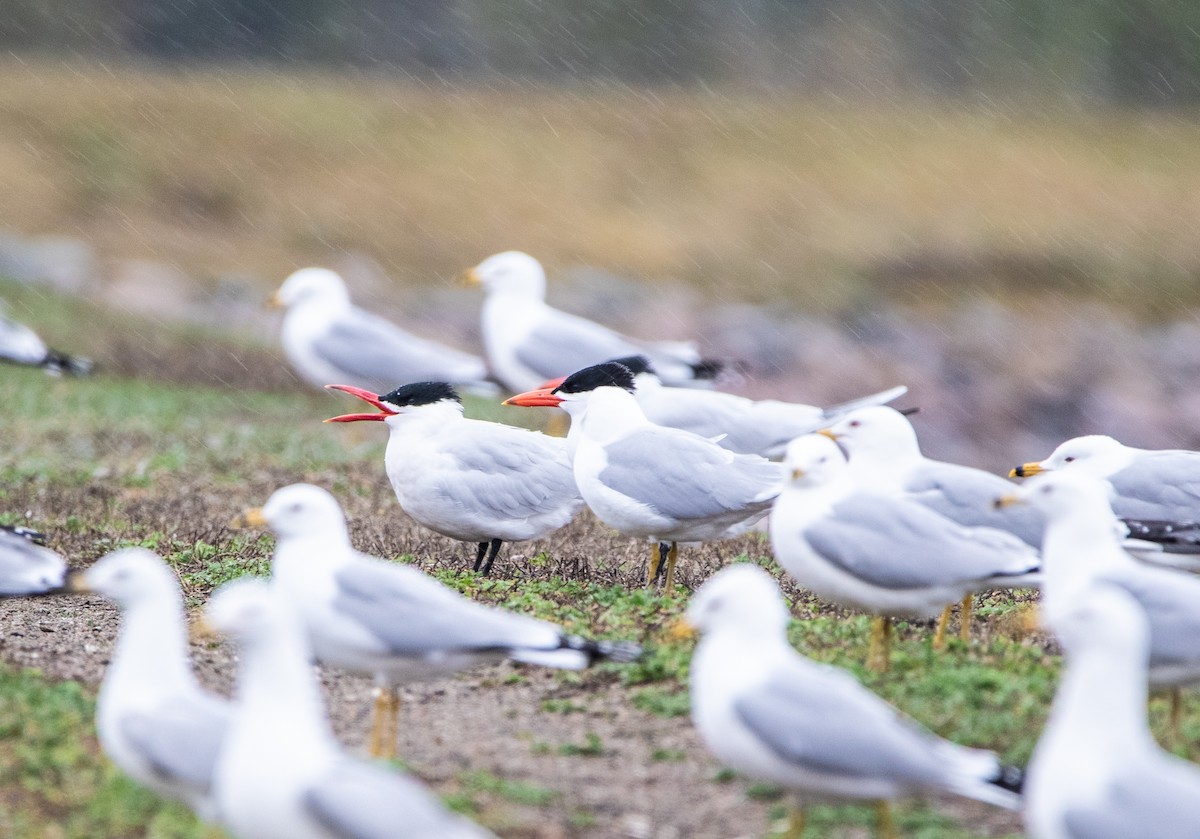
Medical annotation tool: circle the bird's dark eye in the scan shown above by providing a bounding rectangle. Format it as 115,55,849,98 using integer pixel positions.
289,503,303,514
1064,456,1075,463
849,420,861,428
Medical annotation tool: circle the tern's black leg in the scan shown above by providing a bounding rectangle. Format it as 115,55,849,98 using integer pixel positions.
473,541,489,573
480,538,504,576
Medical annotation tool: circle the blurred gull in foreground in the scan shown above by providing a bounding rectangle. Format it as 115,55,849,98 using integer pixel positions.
232,484,640,758
271,267,494,394
772,435,1039,669
205,578,495,839
465,251,723,392
0,299,92,376
325,381,583,575
0,527,66,596
68,549,230,821
506,362,784,592
680,565,1022,839
1025,582,1200,839
1003,472,1200,726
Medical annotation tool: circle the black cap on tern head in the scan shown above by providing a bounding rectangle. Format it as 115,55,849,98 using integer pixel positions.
607,355,654,376
378,381,462,408
555,362,637,395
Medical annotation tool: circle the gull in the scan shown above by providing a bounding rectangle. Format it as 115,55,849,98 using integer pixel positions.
772,434,1039,669
0,300,92,376
541,355,908,458
232,483,640,758
1025,582,1200,839
0,527,67,596
505,362,784,592
325,380,583,575
680,564,1022,839
271,267,495,394
1012,434,1200,521
205,578,496,839
1001,472,1200,726
464,251,722,393
67,549,229,821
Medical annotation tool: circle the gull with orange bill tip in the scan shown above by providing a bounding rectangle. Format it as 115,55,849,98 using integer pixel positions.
231,484,640,759
463,250,723,393
506,361,784,592
270,267,495,394
325,380,582,575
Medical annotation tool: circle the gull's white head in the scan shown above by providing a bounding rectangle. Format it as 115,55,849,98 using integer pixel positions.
467,251,546,299
686,564,789,638
273,268,351,309
204,577,286,643
1014,435,1130,479
258,483,349,542
823,406,920,462
1012,471,1116,523
1051,581,1149,665
76,548,178,608
783,433,848,487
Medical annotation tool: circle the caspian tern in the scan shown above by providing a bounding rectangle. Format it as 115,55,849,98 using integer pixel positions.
505,362,784,592
67,550,230,821
0,300,91,376
540,355,908,458
271,268,495,394
231,484,640,758
325,381,582,575
680,565,1021,838
463,251,723,392
1025,583,1200,839
773,435,1039,670
205,578,496,839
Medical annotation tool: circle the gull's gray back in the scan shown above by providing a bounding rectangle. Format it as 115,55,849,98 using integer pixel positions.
120,694,230,792
905,461,1045,548
1108,454,1200,521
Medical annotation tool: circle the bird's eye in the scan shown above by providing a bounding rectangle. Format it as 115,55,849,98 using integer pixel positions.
849,420,861,428
289,503,303,514
1064,456,1075,463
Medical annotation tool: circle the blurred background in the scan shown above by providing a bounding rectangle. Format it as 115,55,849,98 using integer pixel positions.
4,0,1200,466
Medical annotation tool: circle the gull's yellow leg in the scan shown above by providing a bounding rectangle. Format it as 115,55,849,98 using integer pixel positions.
663,542,680,594
867,616,892,672
933,604,952,650
782,802,806,839
382,687,401,761
875,801,898,839
647,543,664,587
368,686,389,757
959,594,974,642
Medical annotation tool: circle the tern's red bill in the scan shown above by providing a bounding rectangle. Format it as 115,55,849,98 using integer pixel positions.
324,384,397,422
503,386,564,408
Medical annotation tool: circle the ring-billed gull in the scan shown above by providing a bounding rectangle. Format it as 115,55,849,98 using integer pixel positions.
505,362,784,592
1025,582,1200,839
773,435,1039,669
271,268,494,394
67,549,229,821
325,381,583,575
205,578,496,839
0,299,92,376
539,355,908,459
680,564,1022,838
1012,434,1200,521
0,527,66,595
464,251,721,392
1001,472,1200,727
231,483,640,758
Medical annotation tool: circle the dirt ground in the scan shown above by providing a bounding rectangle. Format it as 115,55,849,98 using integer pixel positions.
0,471,1026,838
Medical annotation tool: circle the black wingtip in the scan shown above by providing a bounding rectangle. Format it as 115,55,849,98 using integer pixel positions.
689,359,727,380
991,764,1025,795
0,525,47,546
560,635,644,665
42,349,93,377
